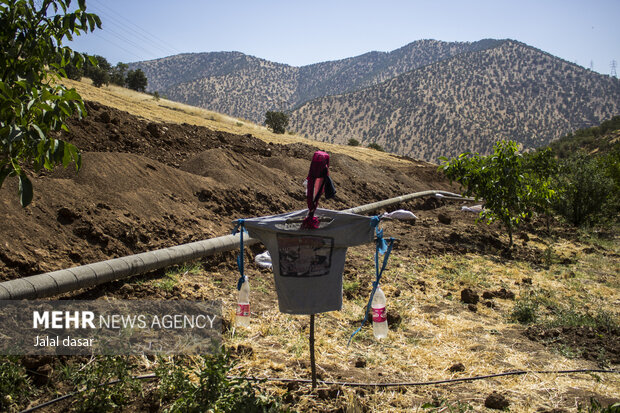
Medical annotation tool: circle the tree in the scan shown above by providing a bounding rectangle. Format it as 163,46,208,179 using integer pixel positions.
368,142,384,151
1,0,101,206
110,62,128,86
84,54,110,87
522,148,558,231
264,111,289,134
126,68,147,92
440,140,553,248
89,66,109,87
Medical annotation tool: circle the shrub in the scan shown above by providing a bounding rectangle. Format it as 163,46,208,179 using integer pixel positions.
552,152,617,226
70,356,141,413
367,142,384,151
264,111,289,134
0,356,32,411
510,295,540,324
347,138,360,146
155,352,284,412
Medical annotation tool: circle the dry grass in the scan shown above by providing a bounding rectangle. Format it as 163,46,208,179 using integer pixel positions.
62,78,418,167
174,233,620,412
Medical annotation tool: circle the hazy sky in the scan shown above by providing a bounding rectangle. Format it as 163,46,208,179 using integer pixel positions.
68,0,620,75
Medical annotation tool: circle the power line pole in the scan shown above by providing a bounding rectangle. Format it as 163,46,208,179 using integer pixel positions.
611,60,618,77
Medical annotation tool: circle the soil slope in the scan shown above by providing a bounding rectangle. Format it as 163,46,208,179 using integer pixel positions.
0,101,451,281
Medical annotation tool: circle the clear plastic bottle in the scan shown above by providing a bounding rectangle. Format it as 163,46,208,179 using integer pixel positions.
371,286,388,339
236,276,250,327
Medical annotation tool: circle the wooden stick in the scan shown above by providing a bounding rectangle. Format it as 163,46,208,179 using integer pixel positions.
310,314,317,390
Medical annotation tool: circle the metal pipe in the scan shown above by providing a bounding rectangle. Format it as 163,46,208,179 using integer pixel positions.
0,190,467,300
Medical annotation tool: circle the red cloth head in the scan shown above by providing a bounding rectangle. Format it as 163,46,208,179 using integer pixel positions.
306,151,330,212
302,151,330,229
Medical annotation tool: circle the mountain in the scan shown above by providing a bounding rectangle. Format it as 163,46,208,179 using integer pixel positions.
130,39,620,161
130,39,504,123
290,40,620,161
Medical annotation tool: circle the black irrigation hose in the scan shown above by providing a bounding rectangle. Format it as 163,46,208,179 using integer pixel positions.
232,368,620,387
19,368,619,412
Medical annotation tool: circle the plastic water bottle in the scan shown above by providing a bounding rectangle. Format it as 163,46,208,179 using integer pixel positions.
371,286,388,339
236,276,250,327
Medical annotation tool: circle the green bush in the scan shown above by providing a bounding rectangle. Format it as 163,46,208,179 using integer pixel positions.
347,138,360,146
156,352,285,412
367,142,383,151
71,356,141,413
0,356,32,411
552,152,617,227
510,295,540,324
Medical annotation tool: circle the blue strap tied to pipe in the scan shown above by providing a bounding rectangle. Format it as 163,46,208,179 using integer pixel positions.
232,219,247,291
348,217,395,345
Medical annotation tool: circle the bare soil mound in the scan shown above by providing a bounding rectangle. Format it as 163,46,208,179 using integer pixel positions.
0,101,453,280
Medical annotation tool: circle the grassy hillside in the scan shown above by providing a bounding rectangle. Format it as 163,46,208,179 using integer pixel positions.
290,40,620,162
549,115,620,158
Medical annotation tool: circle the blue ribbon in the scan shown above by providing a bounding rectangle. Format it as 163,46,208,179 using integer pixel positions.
348,218,395,345
232,219,247,291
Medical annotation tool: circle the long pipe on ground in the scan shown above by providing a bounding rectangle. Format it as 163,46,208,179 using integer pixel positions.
0,190,469,300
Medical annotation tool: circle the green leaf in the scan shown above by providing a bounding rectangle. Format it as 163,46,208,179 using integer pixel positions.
19,173,33,207
31,124,45,141
62,142,73,167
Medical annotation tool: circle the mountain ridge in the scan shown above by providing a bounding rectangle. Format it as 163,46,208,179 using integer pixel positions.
130,39,507,122
129,39,620,161
289,40,620,160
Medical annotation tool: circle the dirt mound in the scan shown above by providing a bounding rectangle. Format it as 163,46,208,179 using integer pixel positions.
0,101,454,280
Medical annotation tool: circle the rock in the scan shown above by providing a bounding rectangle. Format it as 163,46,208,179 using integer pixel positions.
32,364,53,386
387,311,402,327
21,355,53,370
146,122,161,138
460,288,479,304
482,291,494,300
438,213,452,225
483,288,515,300
496,288,515,300
467,304,478,312
449,362,465,372
96,111,111,123
354,358,367,368
234,344,253,357
485,391,510,410
317,387,340,399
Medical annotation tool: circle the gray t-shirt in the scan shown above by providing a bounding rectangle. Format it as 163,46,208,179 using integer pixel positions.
243,208,375,314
